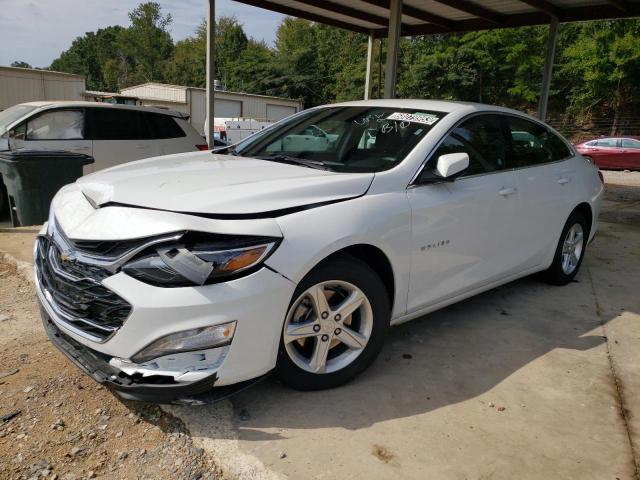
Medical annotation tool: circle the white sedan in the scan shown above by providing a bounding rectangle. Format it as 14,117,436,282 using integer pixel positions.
34,100,603,402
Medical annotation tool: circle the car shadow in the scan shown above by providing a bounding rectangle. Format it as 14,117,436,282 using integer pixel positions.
117,221,639,445
224,269,614,441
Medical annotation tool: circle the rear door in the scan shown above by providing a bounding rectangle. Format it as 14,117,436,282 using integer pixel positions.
11,108,94,174
406,114,521,312
506,115,578,269
89,107,159,171
619,138,640,169
143,113,199,155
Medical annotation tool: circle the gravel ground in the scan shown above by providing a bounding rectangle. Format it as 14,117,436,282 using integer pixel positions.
0,256,220,480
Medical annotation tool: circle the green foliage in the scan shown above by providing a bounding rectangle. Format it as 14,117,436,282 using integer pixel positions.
118,2,174,85
11,61,32,68
50,3,171,91
48,2,640,133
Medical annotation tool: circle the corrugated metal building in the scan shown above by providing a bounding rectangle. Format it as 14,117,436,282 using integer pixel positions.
0,66,85,111
120,83,303,134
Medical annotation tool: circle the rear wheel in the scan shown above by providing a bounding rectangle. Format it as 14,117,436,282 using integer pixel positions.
275,255,390,390
541,210,588,285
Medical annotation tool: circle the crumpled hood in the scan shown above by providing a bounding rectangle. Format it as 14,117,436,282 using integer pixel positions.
77,151,374,215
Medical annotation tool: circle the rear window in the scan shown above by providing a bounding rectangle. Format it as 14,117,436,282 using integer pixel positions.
145,113,186,139
92,108,150,140
506,116,571,167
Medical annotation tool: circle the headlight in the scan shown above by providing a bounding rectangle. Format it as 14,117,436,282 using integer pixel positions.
131,321,237,363
122,232,280,287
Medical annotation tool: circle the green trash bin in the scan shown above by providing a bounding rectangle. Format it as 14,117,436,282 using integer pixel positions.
0,150,94,227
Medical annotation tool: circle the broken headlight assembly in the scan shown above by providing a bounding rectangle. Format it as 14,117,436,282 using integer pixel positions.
122,232,280,287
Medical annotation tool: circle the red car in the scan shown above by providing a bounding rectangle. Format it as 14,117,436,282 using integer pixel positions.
574,136,640,170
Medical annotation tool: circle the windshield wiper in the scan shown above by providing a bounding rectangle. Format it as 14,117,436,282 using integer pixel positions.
254,154,328,170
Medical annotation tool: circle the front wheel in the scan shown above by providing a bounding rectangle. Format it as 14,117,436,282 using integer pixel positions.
275,255,390,390
541,210,588,285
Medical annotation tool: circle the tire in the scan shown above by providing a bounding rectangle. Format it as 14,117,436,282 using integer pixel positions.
540,210,589,285
275,254,390,390
0,182,6,220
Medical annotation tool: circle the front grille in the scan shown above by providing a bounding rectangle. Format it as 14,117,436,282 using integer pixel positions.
35,236,132,342
70,238,145,259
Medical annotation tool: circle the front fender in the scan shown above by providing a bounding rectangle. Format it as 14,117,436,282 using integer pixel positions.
266,192,412,319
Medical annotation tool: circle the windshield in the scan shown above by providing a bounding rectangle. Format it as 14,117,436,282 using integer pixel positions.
0,105,37,132
235,106,446,173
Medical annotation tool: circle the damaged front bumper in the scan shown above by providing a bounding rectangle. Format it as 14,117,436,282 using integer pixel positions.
40,305,260,404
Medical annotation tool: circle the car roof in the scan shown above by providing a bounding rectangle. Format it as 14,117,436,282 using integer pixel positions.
577,136,640,144
19,101,187,118
326,99,531,117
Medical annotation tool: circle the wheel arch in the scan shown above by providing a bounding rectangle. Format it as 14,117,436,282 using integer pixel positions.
572,202,593,238
320,243,396,308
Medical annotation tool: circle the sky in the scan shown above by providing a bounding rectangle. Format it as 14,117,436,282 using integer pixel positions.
0,0,284,68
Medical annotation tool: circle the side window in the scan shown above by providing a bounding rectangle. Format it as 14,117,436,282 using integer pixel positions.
621,138,640,149
506,116,562,167
146,114,186,139
547,131,572,160
92,108,150,140
596,138,618,147
432,114,506,176
26,110,85,140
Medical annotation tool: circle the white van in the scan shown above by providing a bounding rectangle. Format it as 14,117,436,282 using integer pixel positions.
0,102,207,173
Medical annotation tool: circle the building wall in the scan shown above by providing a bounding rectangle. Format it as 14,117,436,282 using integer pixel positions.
120,83,187,103
0,66,85,110
120,83,303,134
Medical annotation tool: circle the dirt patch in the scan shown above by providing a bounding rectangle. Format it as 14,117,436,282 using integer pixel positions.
0,256,220,480
371,445,395,463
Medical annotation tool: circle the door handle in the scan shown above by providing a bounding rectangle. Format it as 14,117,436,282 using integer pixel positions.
71,145,89,151
557,177,570,185
498,187,517,197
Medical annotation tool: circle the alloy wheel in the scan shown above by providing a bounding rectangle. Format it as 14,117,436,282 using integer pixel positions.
283,280,373,374
561,223,584,275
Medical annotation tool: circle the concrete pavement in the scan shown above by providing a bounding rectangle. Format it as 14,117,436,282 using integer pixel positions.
2,172,639,480
169,219,639,480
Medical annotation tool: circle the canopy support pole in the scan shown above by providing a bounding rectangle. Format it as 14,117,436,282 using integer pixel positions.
537,16,559,121
383,0,402,99
364,32,375,100
206,0,216,147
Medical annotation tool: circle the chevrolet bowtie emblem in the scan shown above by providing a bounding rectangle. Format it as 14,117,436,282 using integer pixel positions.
60,252,72,262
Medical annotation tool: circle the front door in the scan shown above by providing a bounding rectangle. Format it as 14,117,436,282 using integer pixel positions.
406,114,520,313
11,108,94,174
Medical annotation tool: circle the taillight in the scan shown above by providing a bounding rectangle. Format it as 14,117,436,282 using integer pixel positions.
196,144,209,151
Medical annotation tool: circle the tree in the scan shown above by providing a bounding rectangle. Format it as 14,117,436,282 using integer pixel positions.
11,61,32,69
216,17,249,88
164,22,206,87
118,2,174,85
46,4,640,137
50,26,125,91
560,20,640,134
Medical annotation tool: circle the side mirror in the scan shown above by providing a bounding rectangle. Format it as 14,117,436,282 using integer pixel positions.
435,152,469,178
416,152,470,185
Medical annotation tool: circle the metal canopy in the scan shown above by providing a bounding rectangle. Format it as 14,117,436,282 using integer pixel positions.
202,0,640,145
232,0,640,37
